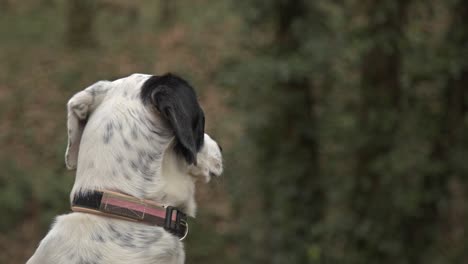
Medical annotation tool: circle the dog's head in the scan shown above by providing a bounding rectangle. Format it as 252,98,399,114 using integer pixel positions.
65,73,222,205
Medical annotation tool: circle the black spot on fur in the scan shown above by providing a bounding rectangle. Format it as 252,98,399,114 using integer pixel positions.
120,232,135,248
103,122,114,144
142,132,152,141
138,228,163,244
142,169,153,182
146,118,158,129
108,224,122,241
137,150,146,160
129,160,138,172
91,233,105,243
122,138,132,150
116,155,124,163
141,73,205,165
148,152,161,162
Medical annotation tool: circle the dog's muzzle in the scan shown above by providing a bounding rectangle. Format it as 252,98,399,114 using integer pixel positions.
71,190,189,240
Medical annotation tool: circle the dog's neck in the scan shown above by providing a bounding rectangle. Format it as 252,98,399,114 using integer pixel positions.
69,102,197,216
70,139,197,216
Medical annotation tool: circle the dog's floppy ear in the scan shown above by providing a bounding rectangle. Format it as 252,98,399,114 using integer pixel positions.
65,81,111,170
141,74,205,165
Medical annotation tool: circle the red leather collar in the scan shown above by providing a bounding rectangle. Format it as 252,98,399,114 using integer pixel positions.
71,190,189,240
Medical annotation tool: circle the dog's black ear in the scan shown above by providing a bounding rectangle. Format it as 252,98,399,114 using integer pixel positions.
141,74,205,165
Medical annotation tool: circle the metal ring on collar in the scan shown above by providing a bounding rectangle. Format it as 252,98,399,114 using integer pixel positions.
179,222,189,241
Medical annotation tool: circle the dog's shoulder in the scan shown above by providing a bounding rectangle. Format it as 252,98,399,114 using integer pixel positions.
27,213,91,263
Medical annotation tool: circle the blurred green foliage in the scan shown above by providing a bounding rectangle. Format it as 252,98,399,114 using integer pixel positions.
0,0,467,264
224,0,468,263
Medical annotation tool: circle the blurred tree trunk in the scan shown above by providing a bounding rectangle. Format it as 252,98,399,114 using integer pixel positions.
159,0,176,27
66,0,97,48
230,0,468,263
435,0,468,259
356,0,408,201
255,1,322,263
354,0,411,261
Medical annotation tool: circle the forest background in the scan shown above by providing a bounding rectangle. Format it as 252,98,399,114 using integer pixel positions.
0,0,467,263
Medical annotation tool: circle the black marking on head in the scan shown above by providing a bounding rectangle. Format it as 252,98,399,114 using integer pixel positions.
148,151,161,162
129,160,138,172
103,122,114,144
91,233,105,243
122,138,132,150
141,73,205,165
87,89,96,97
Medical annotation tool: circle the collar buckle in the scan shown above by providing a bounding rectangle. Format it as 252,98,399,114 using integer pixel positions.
164,206,189,240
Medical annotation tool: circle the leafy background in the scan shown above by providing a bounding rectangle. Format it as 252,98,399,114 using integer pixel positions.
0,0,467,263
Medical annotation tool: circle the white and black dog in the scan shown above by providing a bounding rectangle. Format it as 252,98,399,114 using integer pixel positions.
27,73,223,264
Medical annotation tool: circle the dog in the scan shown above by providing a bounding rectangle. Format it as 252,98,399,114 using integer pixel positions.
27,73,223,264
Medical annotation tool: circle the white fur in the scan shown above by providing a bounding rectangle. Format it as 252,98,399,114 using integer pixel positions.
27,74,223,264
